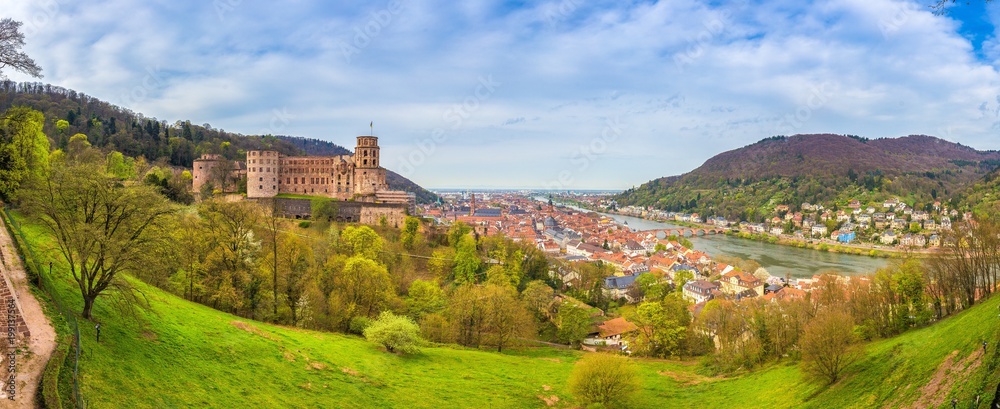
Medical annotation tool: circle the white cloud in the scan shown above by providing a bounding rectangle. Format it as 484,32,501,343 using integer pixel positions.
2,0,999,190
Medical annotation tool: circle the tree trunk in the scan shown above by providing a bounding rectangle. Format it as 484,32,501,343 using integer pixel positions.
82,295,96,319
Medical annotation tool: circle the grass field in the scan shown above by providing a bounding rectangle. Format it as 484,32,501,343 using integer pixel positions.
12,213,999,408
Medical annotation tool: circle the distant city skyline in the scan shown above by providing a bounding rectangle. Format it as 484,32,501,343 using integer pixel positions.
3,0,1000,189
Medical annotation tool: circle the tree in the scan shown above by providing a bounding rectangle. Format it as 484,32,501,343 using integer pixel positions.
0,106,49,201
340,225,384,260
406,279,446,319
452,234,481,284
310,197,338,223
800,309,861,385
482,284,534,352
363,311,422,354
555,301,592,346
333,256,393,321
627,298,689,358
567,353,640,408
0,19,43,79
24,156,173,319
521,280,555,319
400,216,420,250
199,199,262,316
281,234,312,326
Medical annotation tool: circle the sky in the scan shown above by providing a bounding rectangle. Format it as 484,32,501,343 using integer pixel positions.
3,0,1000,190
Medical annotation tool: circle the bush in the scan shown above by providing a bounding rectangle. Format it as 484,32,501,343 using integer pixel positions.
348,316,371,335
298,221,311,228
363,312,422,354
568,353,640,408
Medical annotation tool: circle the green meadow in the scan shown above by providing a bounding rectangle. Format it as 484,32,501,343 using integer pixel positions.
13,213,999,408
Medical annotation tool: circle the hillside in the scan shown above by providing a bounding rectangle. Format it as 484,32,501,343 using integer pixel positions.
617,134,1000,220
11,211,998,408
0,81,437,204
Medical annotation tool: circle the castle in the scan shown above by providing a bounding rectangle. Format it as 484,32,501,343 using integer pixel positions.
246,136,390,200
244,136,413,225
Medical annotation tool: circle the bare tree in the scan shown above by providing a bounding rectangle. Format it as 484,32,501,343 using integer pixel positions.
0,19,42,79
800,309,861,385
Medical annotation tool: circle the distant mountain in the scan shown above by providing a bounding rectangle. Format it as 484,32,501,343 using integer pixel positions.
616,134,1000,221
275,135,438,204
0,81,437,204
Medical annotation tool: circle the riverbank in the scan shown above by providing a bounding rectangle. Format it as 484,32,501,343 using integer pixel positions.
570,202,929,260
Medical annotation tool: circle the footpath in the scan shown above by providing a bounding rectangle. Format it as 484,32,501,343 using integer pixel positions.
0,215,57,408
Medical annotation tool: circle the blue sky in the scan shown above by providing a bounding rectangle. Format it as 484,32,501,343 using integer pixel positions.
3,0,1000,190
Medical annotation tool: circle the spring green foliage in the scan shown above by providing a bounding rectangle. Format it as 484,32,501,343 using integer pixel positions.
568,353,640,407
555,301,592,346
9,211,1000,408
405,279,445,319
364,311,422,354
400,216,420,250
310,197,338,223
339,225,384,260
626,296,690,358
0,106,49,200
105,150,137,180
452,234,480,285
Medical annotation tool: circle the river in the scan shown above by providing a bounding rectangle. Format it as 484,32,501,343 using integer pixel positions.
608,213,889,278
546,200,890,278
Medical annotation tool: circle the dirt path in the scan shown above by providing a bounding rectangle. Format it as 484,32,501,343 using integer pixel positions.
0,217,57,408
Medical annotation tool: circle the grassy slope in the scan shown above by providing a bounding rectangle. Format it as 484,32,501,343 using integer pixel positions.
14,213,999,408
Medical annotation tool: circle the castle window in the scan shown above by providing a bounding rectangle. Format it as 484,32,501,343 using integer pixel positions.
363,159,368,165
259,185,263,190
259,177,263,182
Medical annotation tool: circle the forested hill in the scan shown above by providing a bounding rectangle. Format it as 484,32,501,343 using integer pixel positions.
616,134,1000,221
0,81,438,203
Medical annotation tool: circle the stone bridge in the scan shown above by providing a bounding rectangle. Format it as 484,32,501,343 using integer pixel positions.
645,227,726,238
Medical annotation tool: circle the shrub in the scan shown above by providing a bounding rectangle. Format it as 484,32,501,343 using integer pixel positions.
568,353,640,408
363,311,422,354
348,316,371,335
298,221,311,228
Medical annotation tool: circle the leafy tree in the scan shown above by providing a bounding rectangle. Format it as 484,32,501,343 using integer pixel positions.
627,297,689,358
340,225,384,260
310,197,339,223
481,284,534,352
555,301,592,346
567,353,640,408
0,106,49,200
0,19,43,78
198,199,262,315
521,280,555,319
24,156,173,319
452,234,481,284
447,221,472,247
363,311,422,354
406,279,446,319
400,216,420,250
105,150,136,180
428,246,455,280
281,234,313,326
333,256,393,321
800,309,861,385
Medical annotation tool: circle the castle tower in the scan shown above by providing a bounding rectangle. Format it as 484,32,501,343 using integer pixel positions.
247,150,280,198
353,136,387,196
